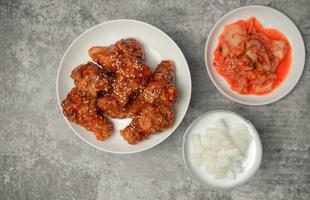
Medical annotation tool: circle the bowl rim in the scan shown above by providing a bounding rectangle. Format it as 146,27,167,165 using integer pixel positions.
56,19,192,154
182,109,263,190
204,5,305,106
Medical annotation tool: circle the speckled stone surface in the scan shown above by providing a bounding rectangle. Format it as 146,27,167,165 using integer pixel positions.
0,0,309,199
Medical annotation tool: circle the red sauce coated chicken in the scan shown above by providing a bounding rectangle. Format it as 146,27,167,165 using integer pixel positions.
89,39,152,107
62,88,114,141
121,61,177,144
62,38,177,144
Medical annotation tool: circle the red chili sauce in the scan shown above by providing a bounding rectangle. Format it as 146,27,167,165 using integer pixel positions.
213,17,291,95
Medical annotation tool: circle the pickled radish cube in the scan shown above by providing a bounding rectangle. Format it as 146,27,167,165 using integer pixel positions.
217,156,231,168
230,134,248,154
213,163,227,178
202,152,216,172
204,162,214,174
214,172,226,179
192,143,203,153
204,160,215,173
203,150,217,157
226,148,241,158
236,139,248,154
191,135,201,146
203,150,217,158
215,118,228,133
223,144,235,151
242,131,252,143
236,124,252,142
221,139,232,147
210,139,222,151
205,128,217,137
217,149,227,157
191,153,202,167
231,152,243,161
226,170,235,180
232,162,242,173
214,130,228,141
200,136,211,149
202,151,217,167
230,125,252,143
226,147,243,161
210,132,227,146
229,128,240,137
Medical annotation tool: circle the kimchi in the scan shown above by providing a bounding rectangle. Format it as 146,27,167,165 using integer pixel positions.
214,17,291,95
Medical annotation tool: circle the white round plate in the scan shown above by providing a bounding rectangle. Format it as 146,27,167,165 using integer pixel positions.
205,5,305,105
183,110,262,189
57,19,191,154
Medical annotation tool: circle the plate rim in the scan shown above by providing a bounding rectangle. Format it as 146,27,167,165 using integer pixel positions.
182,109,263,189
56,19,192,154
204,5,305,106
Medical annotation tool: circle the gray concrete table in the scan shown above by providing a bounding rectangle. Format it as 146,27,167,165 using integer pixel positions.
1,0,309,199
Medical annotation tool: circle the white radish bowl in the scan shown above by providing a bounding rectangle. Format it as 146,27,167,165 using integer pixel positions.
182,110,262,189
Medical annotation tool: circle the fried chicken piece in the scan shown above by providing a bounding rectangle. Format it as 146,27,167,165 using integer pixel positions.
141,60,176,106
128,60,177,115
97,96,129,119
111,59,152,106
98,60,177,120
88,38,145,72
71,62,111,97
62,88,114,141
121,105,175,144
120,60,177,144
89,38,152,106
120,117,149,144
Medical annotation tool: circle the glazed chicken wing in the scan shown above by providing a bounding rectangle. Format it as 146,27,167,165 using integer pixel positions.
71,62,111,97
89,38,152,107
120,60,177,144
62,88,114,141
121,105,175,144
111,59,152,106
88,38,145,72
128,60,177,115
97,95,129,119
141,60,176,106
